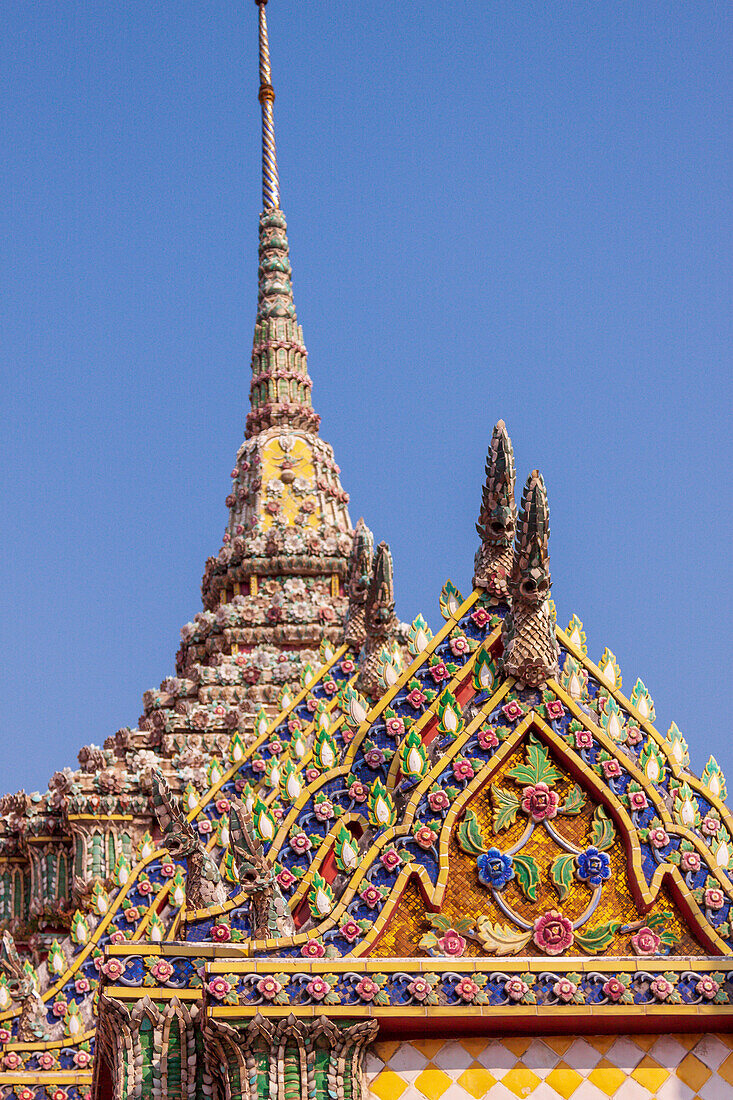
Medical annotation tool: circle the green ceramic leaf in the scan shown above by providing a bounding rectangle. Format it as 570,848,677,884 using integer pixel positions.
513,854,540,901
506,736,562,787
457,809,487,855
561,784,586,815
574,920,622,954
551,853,575,902
590,806,616,852
491,785,521,834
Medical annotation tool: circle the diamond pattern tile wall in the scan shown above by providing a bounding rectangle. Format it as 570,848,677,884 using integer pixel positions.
366,1033,733,1099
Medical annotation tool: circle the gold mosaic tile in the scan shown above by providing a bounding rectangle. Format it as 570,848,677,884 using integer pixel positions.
366,1033,733,1099
372,735,705,960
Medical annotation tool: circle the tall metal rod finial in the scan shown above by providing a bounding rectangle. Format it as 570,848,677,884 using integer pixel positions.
256,0,280,210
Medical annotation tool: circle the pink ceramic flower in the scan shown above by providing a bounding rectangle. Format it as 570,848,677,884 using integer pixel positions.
436,930,466,957
428,790,450,812
631,927,661,956
628,790,648,811
102,959,125,981
533,910,574,955
626,726,643,746
290,833,312,854
17,1087,35,1100
696,976,720,1000
602,977,626,1002
160,862,176,878
252,759,266,773
356,977,380,1001
211,924,232,942
471,608,490,629
381,848,402,871
504,977,529,1002
124,906,141,923
305,767,320,783
648,827,669,849
452,759,474,782
50,1090,67,1100
208,977,232,1000
323,680,337,695
702,816,720,837
553,978,577,1003
38,1051,56,1069
341,659,355,674
545,699,566,720
455,978,479,1002
386,717,405,738
681,851,701,873
650,976,674,1001
449,636,470,656
429,662,450,683
407,688,427,709
339,919,361,943
138,880,153,896
277,868,296,890
74,978,90,994
348,781,369,802
478,728,498,750
314,800,335,822
306,977,331,1001
0,1028,9,1043
52,999,68,1017
74,1050,92,1068
3,1052,21,1070
407,976,432,1002
502,701,524,722
150,959,175,983
301,939,325,959
705,887,725,911
257,976,282,1000
575,729,593,750
521,783,560,823
109,931,127,945
602,759,622,779
360,884,383,909
414,825,437,850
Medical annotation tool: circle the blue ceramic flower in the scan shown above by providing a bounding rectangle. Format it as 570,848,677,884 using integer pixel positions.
576,846,611,887
477,847,514,890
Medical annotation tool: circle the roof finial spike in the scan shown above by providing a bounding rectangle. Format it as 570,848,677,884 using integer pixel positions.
501,469,560,688
473,420,517,598
256,0,280,211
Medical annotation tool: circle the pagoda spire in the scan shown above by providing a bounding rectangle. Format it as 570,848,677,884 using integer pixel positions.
247,0,319,438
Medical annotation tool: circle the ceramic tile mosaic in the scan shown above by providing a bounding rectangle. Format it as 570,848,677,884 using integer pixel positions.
366,1033,733,1099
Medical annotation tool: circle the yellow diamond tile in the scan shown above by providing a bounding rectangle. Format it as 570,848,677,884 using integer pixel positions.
414,1065,453,1100
459,1037,490,1059
503,1037,532,1057
669,1031,702,1051
715,1051,733,1085
630,1034,658,1052
587,1059,627,1097
411,1040,446,1060
502,1063,542,1098
370,1070,408,1100
373,1042,402,1064
585,1035,617,1055
543,1037,573,1057
631,1055,670,1093
676,1052,713,1092
457,1063,497,1099
717,1033,733,1050
545,1061,583,1099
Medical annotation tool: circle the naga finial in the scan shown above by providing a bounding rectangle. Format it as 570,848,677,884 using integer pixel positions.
359,542,399,697
150,770,227,911
343,518,375,649
501,470,560,687
473,420,517,597
229,799,295,939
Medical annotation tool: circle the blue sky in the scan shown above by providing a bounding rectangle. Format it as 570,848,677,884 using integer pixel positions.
1,1,731,794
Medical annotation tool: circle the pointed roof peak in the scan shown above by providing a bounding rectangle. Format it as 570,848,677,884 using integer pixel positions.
246,1,319,439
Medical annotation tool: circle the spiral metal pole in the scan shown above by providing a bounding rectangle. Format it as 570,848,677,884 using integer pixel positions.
256,1,280,210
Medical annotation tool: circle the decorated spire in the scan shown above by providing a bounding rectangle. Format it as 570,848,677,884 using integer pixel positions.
343,518,375,649
473,420,517,597
501,470,560,687
246,1,319,438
